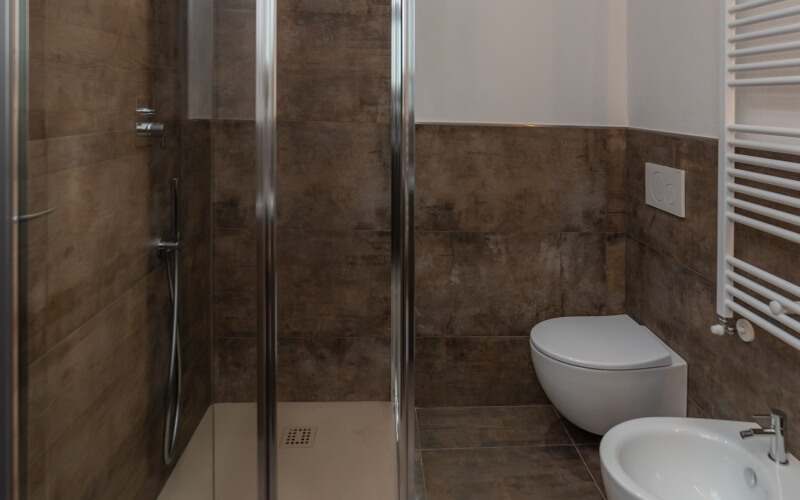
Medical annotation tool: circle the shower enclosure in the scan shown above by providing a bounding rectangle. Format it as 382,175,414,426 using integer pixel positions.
2,0,415,497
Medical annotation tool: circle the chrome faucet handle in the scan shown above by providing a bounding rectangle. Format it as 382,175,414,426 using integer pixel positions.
744,409,788,465
752,409,787,428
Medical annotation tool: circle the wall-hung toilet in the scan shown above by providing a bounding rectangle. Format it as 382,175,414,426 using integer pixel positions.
530,314,687,435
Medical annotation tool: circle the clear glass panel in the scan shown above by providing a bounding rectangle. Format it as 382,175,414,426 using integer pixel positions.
253,0,405,496
16,0,412,496
18,0,216,498
270,0,398,494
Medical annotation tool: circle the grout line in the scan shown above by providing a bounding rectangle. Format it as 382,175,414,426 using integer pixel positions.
687,397,710,418
574,444,607,500
417,404,556,411
418,443,581,452
28,265,160,364
414,229,622,235
562,416,606,500
415,407,428,500
416,122,628,131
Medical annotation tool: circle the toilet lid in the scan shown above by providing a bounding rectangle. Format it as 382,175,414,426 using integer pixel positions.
530,315,671,371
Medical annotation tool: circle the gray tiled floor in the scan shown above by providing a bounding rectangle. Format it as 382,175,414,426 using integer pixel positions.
415,405,606,500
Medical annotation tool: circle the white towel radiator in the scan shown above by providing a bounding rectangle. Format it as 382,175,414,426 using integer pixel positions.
715,0,800,351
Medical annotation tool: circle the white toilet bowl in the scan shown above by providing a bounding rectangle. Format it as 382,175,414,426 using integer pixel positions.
530,314,687,435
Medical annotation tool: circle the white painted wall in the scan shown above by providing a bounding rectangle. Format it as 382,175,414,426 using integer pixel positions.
418,1,800,138
626,0,719,138
416,0,629,126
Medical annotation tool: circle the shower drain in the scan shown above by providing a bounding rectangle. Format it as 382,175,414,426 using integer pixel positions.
280,426,317,448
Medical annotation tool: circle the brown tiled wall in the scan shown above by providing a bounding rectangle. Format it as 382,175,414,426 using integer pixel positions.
211,0,393,402
415,125,627,406
209,0,627,409
23,1,213,498
212,120,257,401
625,129,800,453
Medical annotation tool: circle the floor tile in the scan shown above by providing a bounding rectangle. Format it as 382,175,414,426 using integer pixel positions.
415,450,427,500
577,444,606,499
422,446,603,499
560,417,603,445
418,406,569,449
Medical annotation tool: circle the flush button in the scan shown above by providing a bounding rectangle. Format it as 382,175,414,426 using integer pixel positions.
645,163,686,218
665,184,677,206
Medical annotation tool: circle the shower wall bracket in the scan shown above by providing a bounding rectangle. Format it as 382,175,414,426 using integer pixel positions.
136,105,165,147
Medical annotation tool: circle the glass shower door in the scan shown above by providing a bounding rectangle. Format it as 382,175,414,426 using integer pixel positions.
270,0,399,484
16,0,217,498
251,0,415,498
10,0,413,496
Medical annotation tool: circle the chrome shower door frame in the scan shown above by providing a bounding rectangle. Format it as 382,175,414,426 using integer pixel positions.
255,0,277,497
391,0,416,499
255,0,415,498
0,0,18,498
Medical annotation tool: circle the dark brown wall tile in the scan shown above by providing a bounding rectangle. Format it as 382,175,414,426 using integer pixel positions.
181,121,213,242
626,237,675,341
26,1,215,496
607,129,628,233
214,227,256,267
277,337,391,401
277,230,391,338
416,126,612,233
215,337,258,403
561,232,616,316
277,1,391,123
42,131,138,174
212,0,395,403
214,289,257,338
277,121,391,230
32,271,180,499
736,225,800,291
626,130,800,454
672,137,717,281
213,227,257,339
626,129,717,281
416,230,625,340
212,120,257,229
414,125,627,407
219,0,254,9
626,130,677,257
43,154,158,354
181,232,213,349
687,400,708,418
214,9,255,119
416,336,548,407
605,233,627,314
416,232,562,338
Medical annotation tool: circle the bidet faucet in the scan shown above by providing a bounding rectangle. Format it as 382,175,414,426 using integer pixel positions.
740,409,788,465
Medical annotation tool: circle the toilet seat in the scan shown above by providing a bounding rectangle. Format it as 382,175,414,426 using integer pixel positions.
530,315,671,371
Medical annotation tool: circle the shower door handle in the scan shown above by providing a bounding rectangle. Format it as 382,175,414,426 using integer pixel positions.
13,206,56,223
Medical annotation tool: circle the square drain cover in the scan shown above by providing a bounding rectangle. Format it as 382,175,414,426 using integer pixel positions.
280,426,317,448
